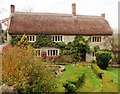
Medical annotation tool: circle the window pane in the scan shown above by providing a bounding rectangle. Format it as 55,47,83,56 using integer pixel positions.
53,36,54,41
32,36,34,41
51,50,52,56
55,36,57,41
30,36,32,41
56,50,58,55
95,37,96,42
92,52,94,57
58,36,60,41
100,37,101,42
61,36,62,41
48,50,49,56
38,50,40,56
53,50,55,56
97,37,99,42
92,37,94,42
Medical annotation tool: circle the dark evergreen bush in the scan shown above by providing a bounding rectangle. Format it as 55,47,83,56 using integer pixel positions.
95,51,112,70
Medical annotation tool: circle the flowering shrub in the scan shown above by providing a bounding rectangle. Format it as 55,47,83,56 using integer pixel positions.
2,46,56,93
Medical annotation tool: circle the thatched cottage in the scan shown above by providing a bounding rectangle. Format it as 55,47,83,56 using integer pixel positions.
7,4,113,62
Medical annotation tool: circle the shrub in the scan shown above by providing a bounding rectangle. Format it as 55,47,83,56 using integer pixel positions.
63,82,76,92
18,34,31,49
63,73,86,93
91,64,104,78
95,51,112,70
9,35,22,46
2,46,56,93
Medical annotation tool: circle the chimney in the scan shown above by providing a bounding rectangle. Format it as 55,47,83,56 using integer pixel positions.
101,13,105,18
11,5,15,13
72,3,76,16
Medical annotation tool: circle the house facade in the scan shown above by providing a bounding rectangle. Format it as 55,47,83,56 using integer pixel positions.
7,4,113,62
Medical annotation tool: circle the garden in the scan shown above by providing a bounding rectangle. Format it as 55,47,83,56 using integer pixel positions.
54,64,118,92
1,35,119,93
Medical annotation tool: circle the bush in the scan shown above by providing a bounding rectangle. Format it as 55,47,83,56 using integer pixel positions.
95,51,112,70
63,73,86,93
63,82,76,92
2,46,56,93
91,64,104,78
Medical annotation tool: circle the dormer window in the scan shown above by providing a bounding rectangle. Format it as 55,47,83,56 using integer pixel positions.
52,35,64,42
27,35,36,42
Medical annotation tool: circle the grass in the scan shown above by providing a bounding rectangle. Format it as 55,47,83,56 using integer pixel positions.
55,64,119,92
77,66,102,92
55,64,84,92
103,67,119,90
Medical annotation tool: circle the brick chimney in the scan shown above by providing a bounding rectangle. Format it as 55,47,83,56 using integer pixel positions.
72,3,76,16
101,13,105,18
11,5,15,13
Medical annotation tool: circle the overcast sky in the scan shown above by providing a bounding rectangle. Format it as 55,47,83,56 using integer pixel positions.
0,0,119,31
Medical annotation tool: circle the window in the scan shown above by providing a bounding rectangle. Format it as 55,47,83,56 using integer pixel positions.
92,52,95,57
35,49,41,57
27,35,36,42
90,36,101,42
52,35,63,42
47,49,59,56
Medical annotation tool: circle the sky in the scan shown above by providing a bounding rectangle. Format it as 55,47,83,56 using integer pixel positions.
0,0,119,32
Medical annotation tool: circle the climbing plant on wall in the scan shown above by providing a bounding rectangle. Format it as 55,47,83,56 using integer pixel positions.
9,34,90,61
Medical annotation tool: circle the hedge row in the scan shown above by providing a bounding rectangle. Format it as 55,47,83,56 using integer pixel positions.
91,64,118,92
102,74,118,92
91,64,104,78
63,73,86,92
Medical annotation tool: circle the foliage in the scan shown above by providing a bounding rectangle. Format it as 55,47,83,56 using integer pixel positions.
63,82,76,92
61,35,90,61
2,46,56,93
9,35,22,46
95,51,112,70
1,29,7,43
10,35,90,62
91,64,104,78
18,34,31,49
63,73,86,93
77,66,102,92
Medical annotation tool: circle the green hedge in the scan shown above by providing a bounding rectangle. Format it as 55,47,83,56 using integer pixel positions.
102,74,118,92
63,73,86,93
91,64,104,78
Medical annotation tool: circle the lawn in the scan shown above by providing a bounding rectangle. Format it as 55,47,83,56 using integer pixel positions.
103,67,119,90
55,64,119,92
55,64,84,92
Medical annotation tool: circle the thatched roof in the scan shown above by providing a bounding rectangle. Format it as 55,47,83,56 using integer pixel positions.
9,12,113,35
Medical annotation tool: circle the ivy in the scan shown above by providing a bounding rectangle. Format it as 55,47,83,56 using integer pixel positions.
9,34,90,61
9,35,22,46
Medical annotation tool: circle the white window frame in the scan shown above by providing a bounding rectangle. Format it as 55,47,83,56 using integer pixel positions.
47,49,59,56
52,35,64,42
27,35,36,42
90,36,102,42
34,49,41,57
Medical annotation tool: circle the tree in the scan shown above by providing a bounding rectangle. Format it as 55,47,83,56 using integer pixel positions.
2,46,57,93
103,35,118,62
18,34,31,49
